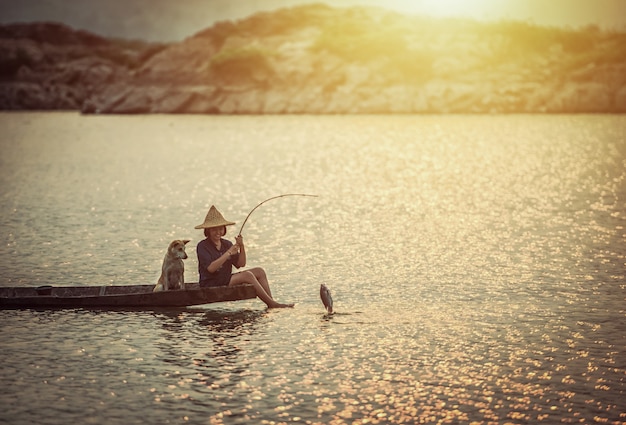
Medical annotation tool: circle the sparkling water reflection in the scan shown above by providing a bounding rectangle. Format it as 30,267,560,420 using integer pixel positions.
0,113,625,424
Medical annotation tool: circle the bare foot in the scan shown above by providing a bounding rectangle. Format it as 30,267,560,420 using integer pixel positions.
268,302,294,308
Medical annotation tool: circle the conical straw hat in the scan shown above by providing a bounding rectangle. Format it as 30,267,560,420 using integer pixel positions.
194,205,236,229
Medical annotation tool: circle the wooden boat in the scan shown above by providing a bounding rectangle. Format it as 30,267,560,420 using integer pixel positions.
0,283,257,309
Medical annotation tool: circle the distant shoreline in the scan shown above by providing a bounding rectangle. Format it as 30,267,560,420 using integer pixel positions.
1,5,625,114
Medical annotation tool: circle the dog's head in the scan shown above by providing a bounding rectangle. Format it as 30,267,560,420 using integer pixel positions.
168,239,190,259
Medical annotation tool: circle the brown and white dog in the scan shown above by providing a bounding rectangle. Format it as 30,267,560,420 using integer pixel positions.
153,239,190,292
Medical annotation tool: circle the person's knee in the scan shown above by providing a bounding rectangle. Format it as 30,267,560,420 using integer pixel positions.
241,270,256,282
252,267,266,279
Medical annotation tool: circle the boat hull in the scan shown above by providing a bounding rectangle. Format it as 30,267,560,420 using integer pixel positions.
0,283,257,309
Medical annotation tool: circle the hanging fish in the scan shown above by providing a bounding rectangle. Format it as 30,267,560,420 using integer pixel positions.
320,284,333,314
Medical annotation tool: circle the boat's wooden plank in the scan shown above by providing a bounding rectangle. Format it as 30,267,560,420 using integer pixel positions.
0,284,257,309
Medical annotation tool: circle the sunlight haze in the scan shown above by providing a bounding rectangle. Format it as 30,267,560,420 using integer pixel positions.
0,0,625,41
358,0,626,28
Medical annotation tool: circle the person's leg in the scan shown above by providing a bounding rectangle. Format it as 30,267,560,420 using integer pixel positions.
248,267,272,297
229,271,292,308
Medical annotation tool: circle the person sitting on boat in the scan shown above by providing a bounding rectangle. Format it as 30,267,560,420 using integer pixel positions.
195,205,293,309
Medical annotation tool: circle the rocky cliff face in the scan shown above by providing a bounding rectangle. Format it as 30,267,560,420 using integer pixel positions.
2,4,626,113
0,22,165,111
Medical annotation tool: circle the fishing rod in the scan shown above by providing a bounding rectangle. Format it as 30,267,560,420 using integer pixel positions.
237,193,318,237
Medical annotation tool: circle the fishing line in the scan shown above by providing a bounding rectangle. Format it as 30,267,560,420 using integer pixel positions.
237,193,318,236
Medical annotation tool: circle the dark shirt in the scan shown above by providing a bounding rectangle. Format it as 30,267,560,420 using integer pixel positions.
197,238,240,287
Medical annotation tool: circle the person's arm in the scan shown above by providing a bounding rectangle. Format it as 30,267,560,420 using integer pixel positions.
207,249,235,273
233,235,246,268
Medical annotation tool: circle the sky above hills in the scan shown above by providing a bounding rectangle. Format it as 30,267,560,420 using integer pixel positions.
1,0,625,41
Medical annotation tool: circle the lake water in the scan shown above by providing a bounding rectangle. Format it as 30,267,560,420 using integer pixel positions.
0,112,624,424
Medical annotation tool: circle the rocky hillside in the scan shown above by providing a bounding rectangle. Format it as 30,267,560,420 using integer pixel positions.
0,22,165,110
2,4,626,113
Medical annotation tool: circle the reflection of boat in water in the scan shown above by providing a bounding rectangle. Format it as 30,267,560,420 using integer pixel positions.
0,283,256,309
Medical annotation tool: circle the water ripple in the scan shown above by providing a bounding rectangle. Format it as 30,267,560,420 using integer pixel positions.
1,113,625,424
